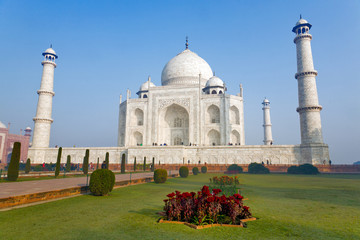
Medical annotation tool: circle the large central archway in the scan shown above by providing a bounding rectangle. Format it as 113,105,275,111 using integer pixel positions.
159,104,189,145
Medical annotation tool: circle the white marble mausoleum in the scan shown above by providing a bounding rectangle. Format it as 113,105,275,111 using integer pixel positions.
28,17,330,166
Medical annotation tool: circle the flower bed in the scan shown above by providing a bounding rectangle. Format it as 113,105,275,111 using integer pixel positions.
209,176,241,196
162,185,253,226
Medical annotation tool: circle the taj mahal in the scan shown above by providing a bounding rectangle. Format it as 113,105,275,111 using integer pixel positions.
28,17,330,166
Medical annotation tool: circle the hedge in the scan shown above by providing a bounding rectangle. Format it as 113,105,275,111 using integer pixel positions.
154,169,167,183
89,169,115,196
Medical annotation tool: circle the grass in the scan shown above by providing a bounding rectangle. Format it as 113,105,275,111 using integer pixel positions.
0,173,359,240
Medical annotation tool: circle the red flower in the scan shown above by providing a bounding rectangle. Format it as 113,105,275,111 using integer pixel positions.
233,194,243,200
243,206,249,211
163,199,168,202
212,189,222,195
167,192,175,198
207,197,215,203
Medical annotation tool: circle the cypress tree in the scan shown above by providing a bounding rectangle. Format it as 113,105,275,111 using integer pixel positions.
7,142,21,181
133,157,136,172
105,152,109,169
143,157,146,171
55,147,62,177
66,155,71,172
96,157,99,170
121,154,126,173
151,157,155,172
83,149,89,174
25,158,31,174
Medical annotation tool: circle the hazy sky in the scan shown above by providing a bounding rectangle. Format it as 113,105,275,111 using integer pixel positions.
0,0,359,164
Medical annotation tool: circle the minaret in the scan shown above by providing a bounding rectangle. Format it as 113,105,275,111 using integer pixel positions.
32,46,58,148
262,98,273,145
293,17,324,145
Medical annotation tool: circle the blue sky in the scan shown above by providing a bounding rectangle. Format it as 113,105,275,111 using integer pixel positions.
0,0,359,164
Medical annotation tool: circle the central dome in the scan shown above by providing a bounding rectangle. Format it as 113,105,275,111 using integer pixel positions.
161,49,213,87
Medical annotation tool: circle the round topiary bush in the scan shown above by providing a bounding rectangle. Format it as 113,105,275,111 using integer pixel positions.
179,166,189,178
227,164,243,174
248,163,270,174
287,164,319,175
201,166,207,173
192,167,199,175
154,169,168,183
89,169,115,196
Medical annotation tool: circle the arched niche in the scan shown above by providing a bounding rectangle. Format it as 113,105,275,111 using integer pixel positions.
159,103,189,145
133,131,143,146
230,106,240,125
231,130,240,144
207,105,220,124
208,129,220,146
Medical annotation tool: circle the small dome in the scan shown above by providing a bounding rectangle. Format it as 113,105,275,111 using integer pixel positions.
263,98,270,103
44,48,56,55
139,80,156,91
296,18,308,26
161,49,213,87
206,76,224,88
25,127,32,130
0,121,7,129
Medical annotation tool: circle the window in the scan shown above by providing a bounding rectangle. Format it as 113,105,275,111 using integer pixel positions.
211,90,217,94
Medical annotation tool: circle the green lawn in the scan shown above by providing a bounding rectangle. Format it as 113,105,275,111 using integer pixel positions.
1,174,359,240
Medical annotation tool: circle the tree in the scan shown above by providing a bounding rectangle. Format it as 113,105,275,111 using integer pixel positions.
143,157,146,171
133,157,137,172
25,158,31,174
121,154,126,173
151,157,155,172
96,157,99,169
7,142,21,181
55,147,62,177
83,149,89,174
66,155,71,172
105,152,109,169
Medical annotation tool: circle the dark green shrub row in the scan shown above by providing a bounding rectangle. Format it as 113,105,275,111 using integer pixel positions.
179,166,189,178
201,166,207,173
89,169,115,196
8,142,21,181
154,169,167,183
248,163,270,174
287,164,319,175
226,164,243,174
55,147,62,177
192,167,199,175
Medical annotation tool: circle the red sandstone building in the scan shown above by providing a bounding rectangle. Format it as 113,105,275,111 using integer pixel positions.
0,121,31,164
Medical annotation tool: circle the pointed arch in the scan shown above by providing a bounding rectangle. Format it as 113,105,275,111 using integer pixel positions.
133,131,143,146
231,130,240,144
230,106,240,125
208,129,220,146
207,105,220,124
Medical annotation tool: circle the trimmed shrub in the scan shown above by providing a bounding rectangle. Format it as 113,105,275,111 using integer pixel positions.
179,166,189,178
105,152,109,169
227,164,243,174
66,155,71,172
55,147,62,177
89,169,115,196
25,158,31,174
134,158,137,171
192,167,199,175
7,142,21,181
121,154,126,173
83,149,89,174
248,163,270,174
287,164,319,175
143,157,146,171
151,157,155,172
96,157,99,170
154,169,167,183
201,166,207,173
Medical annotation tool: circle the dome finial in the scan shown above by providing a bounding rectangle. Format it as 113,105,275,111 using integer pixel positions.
185,36,189,49
50,44,52,48
300,14,302,19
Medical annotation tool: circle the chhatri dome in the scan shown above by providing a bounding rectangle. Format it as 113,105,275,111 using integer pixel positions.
206,76,224,88
161,39,213,87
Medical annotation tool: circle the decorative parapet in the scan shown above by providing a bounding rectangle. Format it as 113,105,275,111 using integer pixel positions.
37,90,55,96
295,71,318,79
32,117,54,123
41,60,57,67
293,34,312,43
296,106,322,113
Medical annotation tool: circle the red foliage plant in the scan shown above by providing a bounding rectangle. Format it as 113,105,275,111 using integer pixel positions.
163,185,252,225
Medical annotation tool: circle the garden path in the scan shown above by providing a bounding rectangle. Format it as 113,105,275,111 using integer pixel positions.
0,172,154,199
